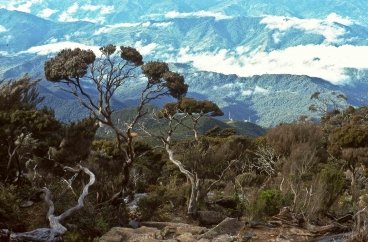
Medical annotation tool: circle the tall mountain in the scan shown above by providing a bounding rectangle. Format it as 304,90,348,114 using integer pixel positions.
1,0,368,126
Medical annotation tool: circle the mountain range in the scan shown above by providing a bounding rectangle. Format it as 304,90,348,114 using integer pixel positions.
1,0,368,127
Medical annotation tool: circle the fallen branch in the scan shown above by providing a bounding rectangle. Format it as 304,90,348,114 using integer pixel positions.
272,207,351,234
1,165,95,242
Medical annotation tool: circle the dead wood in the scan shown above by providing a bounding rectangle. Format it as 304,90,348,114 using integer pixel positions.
1,165,95,242
271,207,351,235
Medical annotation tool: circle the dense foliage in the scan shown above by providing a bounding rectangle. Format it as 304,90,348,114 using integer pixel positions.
2,63,368,242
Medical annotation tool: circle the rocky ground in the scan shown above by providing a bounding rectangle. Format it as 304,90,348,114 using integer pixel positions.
100,208,352,242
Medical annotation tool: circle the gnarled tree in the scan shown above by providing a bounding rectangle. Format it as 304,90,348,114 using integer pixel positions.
44,44,188,203
0,165,95,242
141,97,225,217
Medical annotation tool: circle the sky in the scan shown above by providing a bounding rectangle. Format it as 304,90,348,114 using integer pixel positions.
1,1,368,85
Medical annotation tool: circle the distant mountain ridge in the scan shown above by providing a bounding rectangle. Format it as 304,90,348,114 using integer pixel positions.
1,0,367,26
1,1,368,127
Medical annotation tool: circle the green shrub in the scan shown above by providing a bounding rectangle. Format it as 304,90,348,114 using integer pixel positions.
248,189,293,220
0,185,22,229
137,183,190,221
137,194,163,221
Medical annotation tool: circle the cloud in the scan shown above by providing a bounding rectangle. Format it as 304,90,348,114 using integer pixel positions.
38,8,58,18
3,35,13,44
165,10,232,21
67,3,78,14
152,22,173,27
57,3,114,23
254,86,270,94
260,13,353,44
326,13,353,25
242,90,253,96
58,3,79,22
22,41,160,59
142,21,151,27
80,4,114,15
0,51,10,56
175,44,368,85
6,0,42,13
23,41,102,56
100,6,114,15
0,25,7,32
93,21,171,35
134,41,158,56
48,38,58,43
80,17,106,24
93,22,141,35
213,83,269,96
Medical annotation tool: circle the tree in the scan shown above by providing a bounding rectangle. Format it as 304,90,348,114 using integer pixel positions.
308,91,347,117
0,165,95,242
44,44,188,202
141,97,225,217
0,75,62,185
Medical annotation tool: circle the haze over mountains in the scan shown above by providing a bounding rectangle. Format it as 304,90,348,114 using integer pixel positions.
1,0,368,126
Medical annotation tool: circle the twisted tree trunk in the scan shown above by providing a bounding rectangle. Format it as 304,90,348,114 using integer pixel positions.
1,166,95,242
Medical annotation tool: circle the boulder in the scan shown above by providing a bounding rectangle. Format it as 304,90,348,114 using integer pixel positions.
212,234,234,242
214,197,237,209
176,232,197,242
141,222,189,230
99,226,162,242
199,218,244,240
198,211,227,226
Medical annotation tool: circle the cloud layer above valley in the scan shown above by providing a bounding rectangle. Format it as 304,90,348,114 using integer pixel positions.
2,3,366,86
261,13,354,44
175,44,368,85
165,10,232,21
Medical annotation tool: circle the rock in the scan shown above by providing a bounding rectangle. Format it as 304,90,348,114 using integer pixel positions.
198,211,227,226
129,219,140,228
207,203,229,214
197,239,211,242
175,225,207,236
176,232,197,242
141,222,189,230
199,218,244,240
212,234,234,242
19,200,34,208
99,226,162,242
214,197,237,209
141,222,207,239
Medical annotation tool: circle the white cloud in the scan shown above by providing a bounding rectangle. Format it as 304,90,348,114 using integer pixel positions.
3,35,13,44
142,21,151,27
81,17,106,24
175,44,368,85
6,0,42,13
272,31,282,44
213,83,268,96
326,13,353,25
23,41,102,56
38,8,58,18
80,4,114,15
260,13,353,44
254,86,270,94
48,38,58,43
134,41,158,55
67,3,78,14
152,22,173,27
242,90,253,96
93,22,140,35
0,25,7,32
165,10,232,21
100,6,114,15
58,3,79,22
81,4,100,11
0,51,10,56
